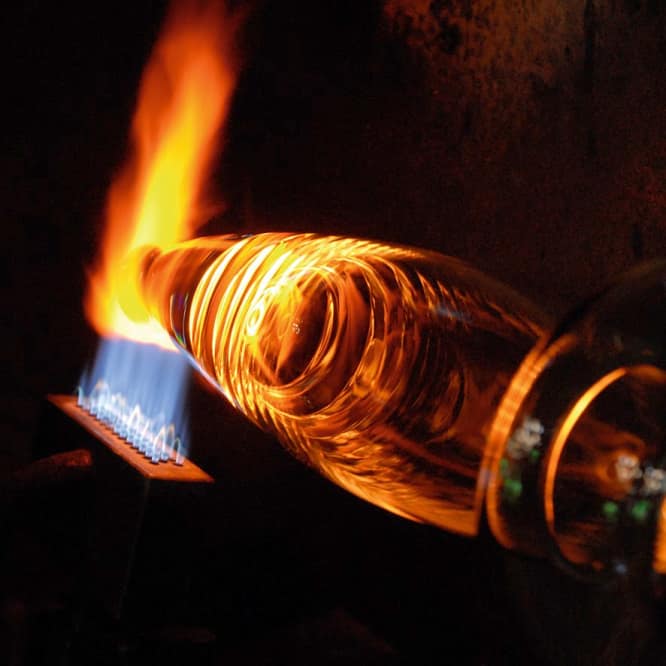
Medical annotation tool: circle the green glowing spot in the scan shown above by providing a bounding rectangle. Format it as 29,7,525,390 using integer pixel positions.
631,500,651,524
499,458,510,478
602,501,619,522
502,478,523,503
529,448,541,463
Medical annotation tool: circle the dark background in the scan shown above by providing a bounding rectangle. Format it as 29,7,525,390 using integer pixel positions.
2,1,666,664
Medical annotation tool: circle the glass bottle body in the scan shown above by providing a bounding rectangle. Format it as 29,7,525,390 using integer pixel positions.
138,233,545,536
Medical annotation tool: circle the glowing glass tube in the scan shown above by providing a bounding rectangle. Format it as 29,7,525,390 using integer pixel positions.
129,233,546,537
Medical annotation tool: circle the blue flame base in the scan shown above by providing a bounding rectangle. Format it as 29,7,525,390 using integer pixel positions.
78,337,190,464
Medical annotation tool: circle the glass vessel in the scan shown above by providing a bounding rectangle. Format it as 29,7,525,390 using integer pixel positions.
131,233,546,537
485,260,666,578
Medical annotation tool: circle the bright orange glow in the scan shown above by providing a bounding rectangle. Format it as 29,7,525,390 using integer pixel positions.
85,0,238,348
543,367,630,537
483,334,574,550
131,232,544,536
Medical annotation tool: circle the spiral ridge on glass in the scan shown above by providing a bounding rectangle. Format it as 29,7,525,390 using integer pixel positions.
137,233,545,535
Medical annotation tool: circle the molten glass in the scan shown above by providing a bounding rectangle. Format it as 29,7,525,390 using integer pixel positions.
127,233,546,536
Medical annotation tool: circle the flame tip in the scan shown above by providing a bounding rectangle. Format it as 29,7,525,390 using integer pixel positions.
86,0,240,344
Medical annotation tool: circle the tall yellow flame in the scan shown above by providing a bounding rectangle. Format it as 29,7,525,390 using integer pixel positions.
85,0,237,348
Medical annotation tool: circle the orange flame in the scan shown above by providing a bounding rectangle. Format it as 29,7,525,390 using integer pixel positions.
85,0,238,349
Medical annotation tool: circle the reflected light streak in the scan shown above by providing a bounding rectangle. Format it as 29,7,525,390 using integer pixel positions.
543,367,630,536
483,334,575,549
